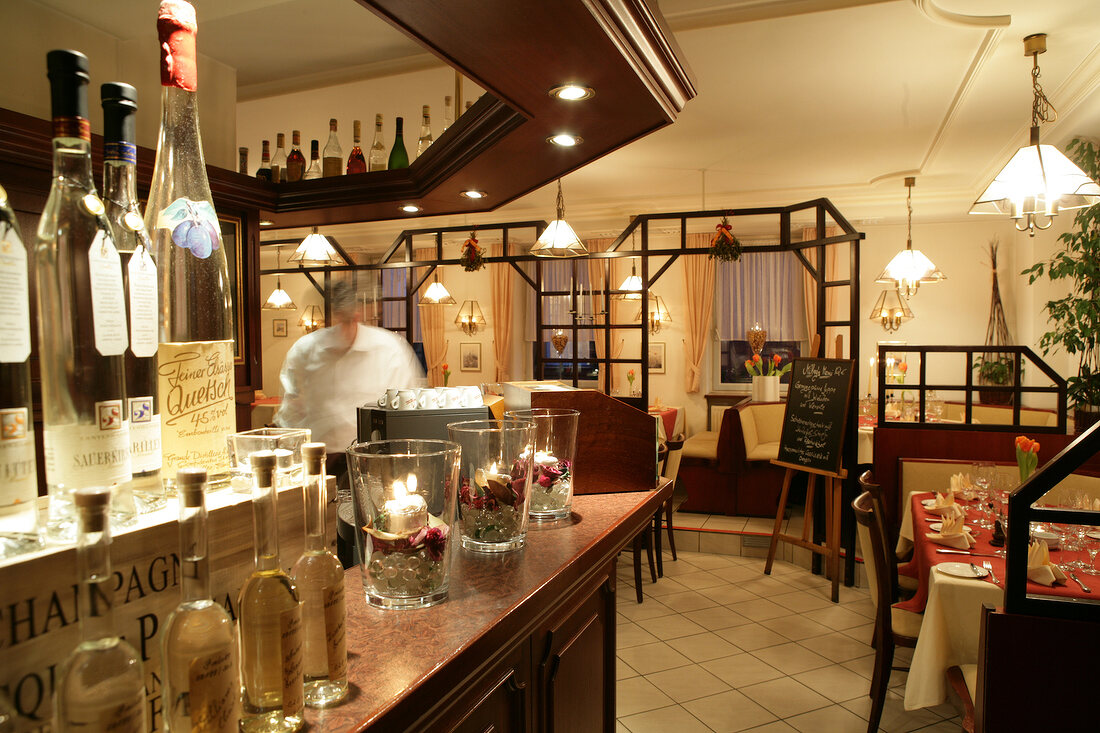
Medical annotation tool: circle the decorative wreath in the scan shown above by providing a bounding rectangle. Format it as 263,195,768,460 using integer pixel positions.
460,229,485,272
708,213,742,262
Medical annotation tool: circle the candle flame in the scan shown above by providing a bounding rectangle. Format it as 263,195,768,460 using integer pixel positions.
392,473,417,499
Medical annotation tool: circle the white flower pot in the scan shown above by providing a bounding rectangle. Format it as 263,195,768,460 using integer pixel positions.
752,375,780,403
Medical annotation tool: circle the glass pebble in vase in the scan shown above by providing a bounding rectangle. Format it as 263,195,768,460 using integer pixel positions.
447,419,535,552
504,408,578,521
346,439,459,609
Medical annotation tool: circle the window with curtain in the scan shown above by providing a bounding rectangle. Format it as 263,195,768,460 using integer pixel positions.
716,251,806,384
381,267,427,370
525,260,598,377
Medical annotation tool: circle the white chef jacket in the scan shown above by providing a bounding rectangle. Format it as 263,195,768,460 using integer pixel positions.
276,324,425,450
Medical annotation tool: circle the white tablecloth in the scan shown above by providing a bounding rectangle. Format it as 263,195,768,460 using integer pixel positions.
857,426,873,464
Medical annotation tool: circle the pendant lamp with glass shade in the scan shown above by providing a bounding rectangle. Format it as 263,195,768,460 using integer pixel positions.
262,245,297,310
419,271,456,306
615,263,644,300
869,289,913,333
970,34,1100,236
876,177,945,298
289,227,345,266
531,179,587,257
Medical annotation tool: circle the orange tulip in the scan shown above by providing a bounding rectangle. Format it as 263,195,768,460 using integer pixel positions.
753,353,762,363
772,354,782,365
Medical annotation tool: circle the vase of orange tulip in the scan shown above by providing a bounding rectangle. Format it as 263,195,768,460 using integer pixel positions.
746,354,790,403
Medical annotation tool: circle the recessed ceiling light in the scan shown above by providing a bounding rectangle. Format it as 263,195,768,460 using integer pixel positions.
549,84,595,101
548,133,583,147
460,190,487,200
259,219,275,226
401,204,422,213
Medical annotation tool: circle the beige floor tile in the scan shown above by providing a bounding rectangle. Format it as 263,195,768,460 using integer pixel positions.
842,597,878,618
705,585,759,606
710,564,762,583
743,517,778,533
619,704,714,733
792,665,872,702
636,613,709,640
735,576,796,597
644,664,731,703
715,623,790,651
666,631,742,662
701,652,785,688
617,641,694,675
909,719,965,732
699,532,743,555
659,590,721,612
618,657,640,680
618,622,661,649
841,689,944,732
785,703,870,732
758,614,833,642
682,605,752,630
672,511,710,528
680,552,738,569
675,570,732,591
662,558,704,577
702,515,748,532
751,642,833,676
643,577,690,597
739,677,831,718
672,529,701,553
798,631,873,663
802,605,872,631
769,589,834,613
727,597,791,622
839,621,876,644
617,722,631,733
681,689,778,732
617,598,675,622
616,676,676,717
839,653,878,681
737,723,796,732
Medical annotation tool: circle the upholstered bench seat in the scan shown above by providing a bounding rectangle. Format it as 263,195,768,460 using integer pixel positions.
683,431,720,460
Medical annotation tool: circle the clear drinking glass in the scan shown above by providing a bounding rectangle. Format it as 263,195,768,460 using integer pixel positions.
504,408,579,521
1085,538,1100,575
228,427,311,493
346,439,460,609
447,419,535,552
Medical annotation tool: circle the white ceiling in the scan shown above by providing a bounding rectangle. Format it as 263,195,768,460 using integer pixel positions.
34,0,1100,251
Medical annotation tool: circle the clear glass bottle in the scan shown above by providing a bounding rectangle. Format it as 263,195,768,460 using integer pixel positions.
0,182,40,558
54,487,146,733
270,133,287,184
0,689,15,733
238,146,248,175
162,468,239,733
256,140,272,182
303,140,321,180
146,0,237,493
36,50,133,542
101,82,165,514
238,451,304,733
369,114,385,172
322,118,342,177
443,95,454,133
286,131,305,183
346,120,366,175
388,116,409,170
291,443,347,707
416,105,433,158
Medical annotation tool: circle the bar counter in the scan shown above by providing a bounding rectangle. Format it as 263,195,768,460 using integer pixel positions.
312,486,668,732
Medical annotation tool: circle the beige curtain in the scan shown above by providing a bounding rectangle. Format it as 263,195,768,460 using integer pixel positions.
683,233,715,393
585,238,617,392
489,244,514,382
414,247,448,386
801,227,841,356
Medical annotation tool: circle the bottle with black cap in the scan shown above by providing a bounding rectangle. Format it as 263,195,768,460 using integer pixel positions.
162,468,240,732
54,487,146,732
101,82,165,515
35,49,133,543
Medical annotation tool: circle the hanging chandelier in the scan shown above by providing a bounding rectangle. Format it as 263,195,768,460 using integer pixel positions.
289,227,344,266
531,179,587,257
262,245,297,310
419,271,456,306
869,289,914,333
970,34,1100,235
876,177,945,298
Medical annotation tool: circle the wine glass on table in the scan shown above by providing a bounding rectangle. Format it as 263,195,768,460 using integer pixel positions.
971,462,994,530
1085,537,1100,575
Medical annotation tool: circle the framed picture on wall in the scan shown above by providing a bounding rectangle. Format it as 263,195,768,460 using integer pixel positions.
273,319,288,337
460,343,481,372
648,343,666,374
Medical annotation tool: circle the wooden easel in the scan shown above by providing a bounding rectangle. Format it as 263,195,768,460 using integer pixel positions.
763,461,847,602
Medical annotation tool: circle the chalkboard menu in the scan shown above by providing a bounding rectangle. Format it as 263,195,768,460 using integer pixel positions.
776,358,855,475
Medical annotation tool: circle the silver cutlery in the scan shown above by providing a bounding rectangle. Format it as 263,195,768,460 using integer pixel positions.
969,562,984,578
936,549,999,557
1070,571,1092,594
982,560,998,584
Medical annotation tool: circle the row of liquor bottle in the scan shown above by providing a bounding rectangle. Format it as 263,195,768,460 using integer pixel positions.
243,98,472,181
0,2,238,557
46,446,346,733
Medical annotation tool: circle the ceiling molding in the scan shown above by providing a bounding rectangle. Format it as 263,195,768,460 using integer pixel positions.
909,0,1010,28
237,52,444,101
662,0,891,31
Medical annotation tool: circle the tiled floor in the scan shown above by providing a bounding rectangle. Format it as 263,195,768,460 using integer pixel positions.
615,550,962,733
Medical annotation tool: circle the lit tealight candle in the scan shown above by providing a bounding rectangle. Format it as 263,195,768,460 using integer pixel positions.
534,450,558,467
383,474,428,534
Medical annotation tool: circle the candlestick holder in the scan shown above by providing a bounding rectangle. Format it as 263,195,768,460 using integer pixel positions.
346,439,460,609
503,408,579,521
227,427,311,493
447,419,536,552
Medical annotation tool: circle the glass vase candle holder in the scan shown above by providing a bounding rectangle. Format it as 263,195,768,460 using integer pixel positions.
228,427,311,493
346,439,460,609
447,419,536,552
504,408,579,521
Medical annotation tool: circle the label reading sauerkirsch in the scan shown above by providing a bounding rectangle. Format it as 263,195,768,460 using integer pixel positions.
188,647,238,733
87,230,129,357
44,401,131,488
0,223,31,364
158,340,235,477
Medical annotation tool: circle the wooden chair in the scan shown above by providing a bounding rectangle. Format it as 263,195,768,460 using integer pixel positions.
852,490,923,733
858,470,917,601
653,434,685,576
946,664,976,733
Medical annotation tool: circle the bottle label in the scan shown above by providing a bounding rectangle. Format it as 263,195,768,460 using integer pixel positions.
280,606,305,717
0,223,31,363
155,197,222,259
60,693,145,733
188,646,239,733
323,584,348,680
322,158,342,178
44,403,131,492
126,246,159,357
127,397,161,473
0,407,36,512
104,141,137,165
158,340,235,477
87,231,129,357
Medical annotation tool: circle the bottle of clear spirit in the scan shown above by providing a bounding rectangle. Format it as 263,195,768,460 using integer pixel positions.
442,95,454,133
416,105,433,158
291,443,347,707
162,468,240,732
0,182,40,558
285,131,305,182
322,118,342,177
146,0,237,493
238,451,304,732
36,50,133,541
54,487,146,733
101,81,165,514
368,114,385,172
256,140,272,182
270,134,287,184
303,140,321,180
346,120,366,175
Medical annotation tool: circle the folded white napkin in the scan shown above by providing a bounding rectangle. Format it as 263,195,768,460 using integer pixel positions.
949,472,973,493
1026,540,1067,586
926,511,976,549
927,491,967,520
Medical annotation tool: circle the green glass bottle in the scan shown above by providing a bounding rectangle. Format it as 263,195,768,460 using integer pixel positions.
387,116,409,170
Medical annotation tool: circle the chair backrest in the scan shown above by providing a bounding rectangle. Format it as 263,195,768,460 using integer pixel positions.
663,435,685,482
859,470,897,604
738,403,786,453
852,491,894,637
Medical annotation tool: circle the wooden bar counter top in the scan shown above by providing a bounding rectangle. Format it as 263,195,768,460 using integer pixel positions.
311,484,670,732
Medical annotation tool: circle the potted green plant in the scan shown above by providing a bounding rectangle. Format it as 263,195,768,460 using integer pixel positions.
1022,138,1100,434
973,354,1018,406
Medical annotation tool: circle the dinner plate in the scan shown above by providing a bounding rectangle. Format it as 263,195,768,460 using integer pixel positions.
935,562,989,579
1087,530,1100,541
921,498,942,509
929,522,972,533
